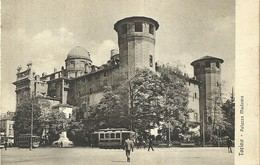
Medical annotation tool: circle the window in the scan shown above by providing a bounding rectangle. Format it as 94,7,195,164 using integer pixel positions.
149,24,154,34
121,24,127,34
105,133,109,139
205,62,211,68
80,61,85,68
149,55,153,67
89,88,92,94
135,22,142,32
116,133,120,138
70,61,75,69
100,134,104,139
111,133,115,138
194,93,197,98
216,62,220,68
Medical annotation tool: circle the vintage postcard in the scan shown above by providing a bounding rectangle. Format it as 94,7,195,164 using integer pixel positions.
1,0,259,165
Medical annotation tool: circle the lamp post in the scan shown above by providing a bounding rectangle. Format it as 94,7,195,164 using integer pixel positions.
30,93,34,150
167,120,171,147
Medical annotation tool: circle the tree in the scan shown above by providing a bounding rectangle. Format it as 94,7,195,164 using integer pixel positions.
13,98,43,138
116,66,190,140
89,86,127,129
222,88,235,140
13,97,68,145
205,84,225,142
44,107,67,143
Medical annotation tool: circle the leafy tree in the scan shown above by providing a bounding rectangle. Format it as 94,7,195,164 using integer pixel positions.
13,96,68,144
116,66,190,139
222,89,235,140
90,86,127,129
13,98,43,138
67,121,87,146
44,107,67,143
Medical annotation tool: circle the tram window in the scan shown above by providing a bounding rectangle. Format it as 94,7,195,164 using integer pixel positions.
100,134,104,139
116,133,120,138
105,133,109,139
111,133,115,138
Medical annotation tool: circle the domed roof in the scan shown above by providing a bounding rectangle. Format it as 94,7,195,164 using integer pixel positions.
66,46,91,61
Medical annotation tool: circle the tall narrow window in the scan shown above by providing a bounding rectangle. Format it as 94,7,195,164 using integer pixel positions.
149,55,153,67
121,24,127,34
70,61,75,69
216,62,220,68
89,88,92,94
135,22,142,32
194,93,197,98
149,24,154,34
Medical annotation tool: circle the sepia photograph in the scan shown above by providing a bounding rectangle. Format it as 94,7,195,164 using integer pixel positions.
1,0,258,165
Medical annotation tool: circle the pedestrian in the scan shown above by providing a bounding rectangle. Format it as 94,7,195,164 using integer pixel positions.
124,135,134,162
148,138,154,151
4,140,8,151
227,137,232,153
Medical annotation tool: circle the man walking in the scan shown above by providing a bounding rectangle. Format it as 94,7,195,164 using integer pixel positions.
124,135,134,162
148,138,154,151
227,137,232,153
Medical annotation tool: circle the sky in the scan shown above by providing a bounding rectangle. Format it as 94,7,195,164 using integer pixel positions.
1,0,235,113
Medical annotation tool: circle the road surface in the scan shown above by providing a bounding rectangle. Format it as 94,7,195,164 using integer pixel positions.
1,147,234,165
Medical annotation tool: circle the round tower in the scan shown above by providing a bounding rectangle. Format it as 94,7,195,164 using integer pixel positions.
191,56,224,140
114,16,159,77
65,46,92,78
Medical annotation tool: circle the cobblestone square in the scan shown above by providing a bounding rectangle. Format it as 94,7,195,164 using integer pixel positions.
1,147,234,165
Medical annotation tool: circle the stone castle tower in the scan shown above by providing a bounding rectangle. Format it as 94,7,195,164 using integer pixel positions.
191,56,224,139
114,16,159,78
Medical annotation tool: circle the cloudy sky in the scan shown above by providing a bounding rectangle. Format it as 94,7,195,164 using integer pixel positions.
1,0,235,113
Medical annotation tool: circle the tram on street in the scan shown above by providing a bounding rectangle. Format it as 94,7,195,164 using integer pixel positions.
17,134,40,148
91,128,135,149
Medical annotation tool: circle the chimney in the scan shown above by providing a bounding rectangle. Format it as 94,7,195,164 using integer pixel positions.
111,49,119,57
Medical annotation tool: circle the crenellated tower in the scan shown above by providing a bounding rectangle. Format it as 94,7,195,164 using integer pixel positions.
114,16,159,78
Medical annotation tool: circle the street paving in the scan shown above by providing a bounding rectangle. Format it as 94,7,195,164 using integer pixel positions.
1,147,234,165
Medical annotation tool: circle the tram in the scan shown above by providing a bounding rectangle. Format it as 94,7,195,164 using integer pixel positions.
17,134,40,148
92,128,135,149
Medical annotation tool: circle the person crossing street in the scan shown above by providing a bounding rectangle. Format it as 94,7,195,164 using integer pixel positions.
124,135,134,162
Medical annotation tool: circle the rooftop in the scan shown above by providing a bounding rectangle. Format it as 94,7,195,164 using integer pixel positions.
191,56,224,66
114,16,159,32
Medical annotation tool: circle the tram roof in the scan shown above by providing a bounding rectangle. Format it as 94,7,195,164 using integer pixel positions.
93,128,134,133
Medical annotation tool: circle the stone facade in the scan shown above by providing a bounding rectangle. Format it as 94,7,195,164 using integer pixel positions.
12,16,219,130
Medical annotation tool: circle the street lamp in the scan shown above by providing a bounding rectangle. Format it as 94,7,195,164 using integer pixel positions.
167,120,171,147
30,93,34,150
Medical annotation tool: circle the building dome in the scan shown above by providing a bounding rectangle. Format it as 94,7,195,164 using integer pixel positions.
66,46,91,61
